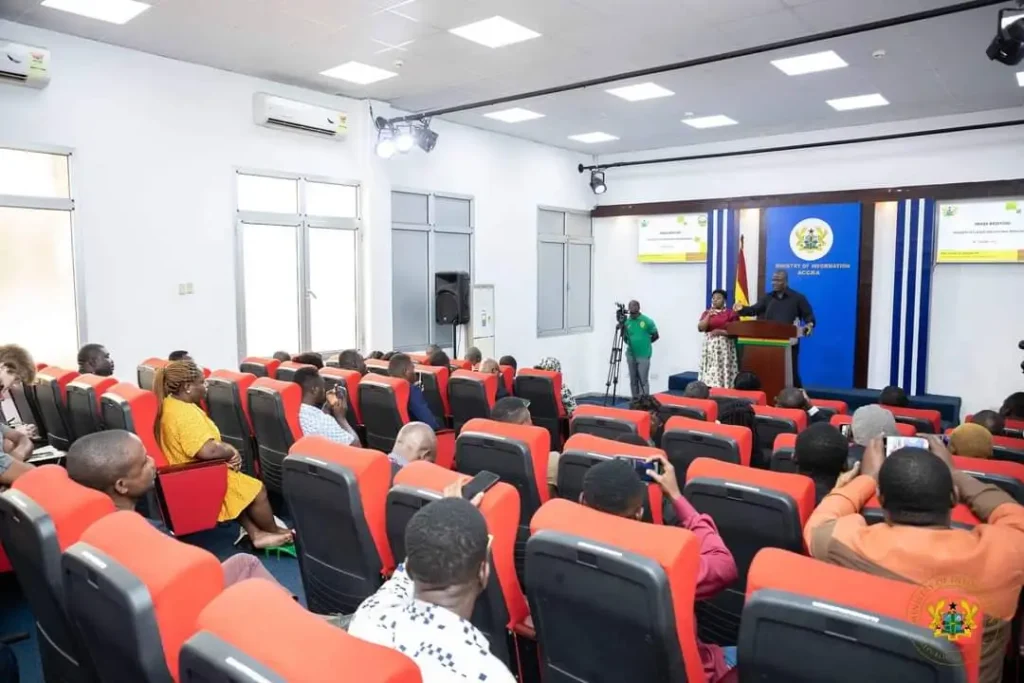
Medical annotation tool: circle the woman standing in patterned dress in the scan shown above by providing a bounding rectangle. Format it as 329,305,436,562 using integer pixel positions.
698,289,739,389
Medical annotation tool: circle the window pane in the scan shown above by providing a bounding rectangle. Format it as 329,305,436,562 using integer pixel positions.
433,232,471,347
241,224,299,354
567,243,592,329
306,181,357,218
308,228,357,351
237,174,298,213
392,229,430,350
435,196,471,227
392,191,428,224
538,209,564,236
0,208,78,366
0,149,69,199
566,212,592,238
538,242,565,332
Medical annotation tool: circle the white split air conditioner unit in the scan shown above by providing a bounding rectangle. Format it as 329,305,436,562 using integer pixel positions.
253,93,348,139
0,41,51,89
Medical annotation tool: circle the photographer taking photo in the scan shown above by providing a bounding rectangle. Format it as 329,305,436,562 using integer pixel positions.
622,300,659,400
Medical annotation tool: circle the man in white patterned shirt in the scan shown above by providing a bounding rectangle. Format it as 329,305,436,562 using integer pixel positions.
293,367,358,446
348,489,515,682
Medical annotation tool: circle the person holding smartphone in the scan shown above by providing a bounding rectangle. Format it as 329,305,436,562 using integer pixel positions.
293,367,359,446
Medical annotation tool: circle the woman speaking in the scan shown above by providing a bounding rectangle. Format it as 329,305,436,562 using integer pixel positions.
698,289,739,388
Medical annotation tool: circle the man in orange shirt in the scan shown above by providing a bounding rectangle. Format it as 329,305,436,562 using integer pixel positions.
804,436,1024,683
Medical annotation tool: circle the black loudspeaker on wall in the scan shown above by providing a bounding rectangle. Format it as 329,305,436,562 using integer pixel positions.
435,271,471,325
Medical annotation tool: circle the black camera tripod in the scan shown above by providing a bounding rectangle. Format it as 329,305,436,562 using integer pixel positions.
603,317,628,406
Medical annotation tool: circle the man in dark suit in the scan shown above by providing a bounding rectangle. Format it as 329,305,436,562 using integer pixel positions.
735,269,815,387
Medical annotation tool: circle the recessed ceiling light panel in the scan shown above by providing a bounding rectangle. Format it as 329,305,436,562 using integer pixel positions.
1018,71,1024,86
605,82,674,101
40,0,151,24
771,50,848,76
826,93,889,111
449,16,541,48
568,132,619,143
683,115,738,129
483,108,544,123
320,61,398,84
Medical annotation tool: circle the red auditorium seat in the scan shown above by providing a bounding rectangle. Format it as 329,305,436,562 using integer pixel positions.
9,380,48,443
752,405,808,457
0,466,115,682
450,359,472,371
181,579,422,682
952,456,1024,505
136,357,167,392
284,437,394,613
62,511,224,682
710,387,767,405
365,358,390,375
239,356,280,379
661,416,753,479
274,360,312,383
320,366,364,427
205,370,258,476
831,413,917,437
769,432,799,472
358,374,455,466
745,549,982,683
526,498,706,683
684,458,815,647
652,393,719,422
389,461,529,671
557,433,665,525
448,370,498,433
810,398,848,416
414,364,450,427
1005,418,1024,439
883,405,942,434
247,377,302,494
570,404,652,442
513,368,566,450
101,383,227,535
35,367,79,450
407,352,428,364
992,435,1024,466
35,362,48,371
498,364,515,395
65,373,118,440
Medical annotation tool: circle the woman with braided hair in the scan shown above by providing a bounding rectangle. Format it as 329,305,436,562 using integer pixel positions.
153,361,292,549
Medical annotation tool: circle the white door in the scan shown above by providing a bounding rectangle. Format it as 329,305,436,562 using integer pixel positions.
472,285,495,359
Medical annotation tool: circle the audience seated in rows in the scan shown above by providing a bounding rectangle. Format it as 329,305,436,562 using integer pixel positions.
388,422,437,480
154,361,292,549
478,359,510,399
77,343,115,377
879,384,909,408
272,351,292,363
970,409,1005,437
733,371,761,391
367,350,385,360
535,356,576,416
168,350,191,362
65,430,287,590
292,351,324,369
388,353,440,430
580,456,738,681
498,355,517,372
949,423,993,459
804,435,1024,683
428,349,451,369
775,387,830,425
718,397,759,443
348,492,516,683
683,379,711,399
0,344,40,439
294,367,358,446
0,423,33,485
335,349,368,375
465,347,483,369
850,404,899,449
794,423,851,504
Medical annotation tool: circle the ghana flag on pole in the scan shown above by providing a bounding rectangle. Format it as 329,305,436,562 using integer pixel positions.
735,234,750,308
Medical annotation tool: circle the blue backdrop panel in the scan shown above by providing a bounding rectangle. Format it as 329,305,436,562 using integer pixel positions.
764,203,861,388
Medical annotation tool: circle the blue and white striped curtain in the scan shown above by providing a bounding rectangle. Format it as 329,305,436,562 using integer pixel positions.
705,209,740,307
890,198,936,395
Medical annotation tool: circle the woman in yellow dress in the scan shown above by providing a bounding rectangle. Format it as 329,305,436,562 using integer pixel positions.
153,361,292,549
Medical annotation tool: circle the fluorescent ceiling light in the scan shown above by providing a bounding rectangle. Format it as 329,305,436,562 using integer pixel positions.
40,0,150,24
569,132,619,143
484,108,544,123
320,61,397,84
771,50,848,76
449,16,540,48
605,82,674,101
683,115,738,129
1017,71,1024,87
827,93,889,111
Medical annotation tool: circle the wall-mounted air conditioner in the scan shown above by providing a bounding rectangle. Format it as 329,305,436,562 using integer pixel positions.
0,41,51,89
253,93,348,139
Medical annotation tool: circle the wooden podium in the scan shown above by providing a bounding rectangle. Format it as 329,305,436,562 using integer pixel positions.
726,320,798,402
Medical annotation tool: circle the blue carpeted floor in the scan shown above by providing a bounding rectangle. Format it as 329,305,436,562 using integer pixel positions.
0,520,305,683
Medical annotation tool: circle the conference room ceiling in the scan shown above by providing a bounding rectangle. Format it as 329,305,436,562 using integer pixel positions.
4,0,1023,154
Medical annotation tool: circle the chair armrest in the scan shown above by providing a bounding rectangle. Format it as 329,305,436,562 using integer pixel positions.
156,461,228,536
157,459,228,475
435,429,456,470
513,615,535,639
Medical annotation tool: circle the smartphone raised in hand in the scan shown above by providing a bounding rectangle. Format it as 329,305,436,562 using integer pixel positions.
618,456,664,483
884,435,930,457
462,471,501,501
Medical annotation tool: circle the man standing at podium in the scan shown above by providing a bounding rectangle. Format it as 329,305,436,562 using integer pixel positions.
734,269,815,387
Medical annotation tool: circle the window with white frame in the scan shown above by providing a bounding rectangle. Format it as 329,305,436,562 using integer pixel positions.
0,147,80,367
235,172,360,358
537,208,593,336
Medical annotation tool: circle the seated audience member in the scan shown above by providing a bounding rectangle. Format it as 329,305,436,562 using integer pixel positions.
536,357,577,416
879,385,909,408
805,436,1024,683
848,404,898,460
168,350,191,362
388,354,440,430
154,361,292,548
294,367,358,446
733,371,761,391
949,423,993,459
465,347,483,369
382,351,397,361
491,397,531,426
336,349,368,375
629,395,665,445
580,457,738,681
999,392,1024,420
348,494,516,683
292,351,324,369
368,351,385,360
425,344,442,356
78,343,115,377
0,346,39,436
477,359,509,399
272,351,292,363
387,422,437,480
970,409,1005,437
0,423,33,485
498,355,518,372
776,387,830,425
682,379,711,399
66,430,288,590
795,423,853,504
427,349,451,369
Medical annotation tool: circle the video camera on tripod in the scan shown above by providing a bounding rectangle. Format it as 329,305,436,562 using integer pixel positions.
615,301,627,325
605,303,631,405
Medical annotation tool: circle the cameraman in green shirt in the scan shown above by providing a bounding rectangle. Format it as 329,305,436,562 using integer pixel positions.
623,300,659,400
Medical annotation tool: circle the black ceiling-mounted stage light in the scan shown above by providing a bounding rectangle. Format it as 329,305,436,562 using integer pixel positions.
987,4,1024,65
416,119,439,153
374,115,396,159
589,169,607,195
